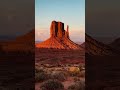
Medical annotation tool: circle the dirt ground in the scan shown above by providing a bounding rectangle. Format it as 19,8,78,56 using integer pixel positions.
35,48,85,90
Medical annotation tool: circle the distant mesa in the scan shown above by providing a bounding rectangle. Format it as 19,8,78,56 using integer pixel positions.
36,21,83,50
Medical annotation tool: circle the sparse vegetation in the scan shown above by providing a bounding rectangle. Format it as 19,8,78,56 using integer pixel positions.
35,49,85,90
69,67,80,76
78,71,85,78
40,79,64,90
68,81,85,90
73,77,81,82
51,71,67,81
35,69,48,82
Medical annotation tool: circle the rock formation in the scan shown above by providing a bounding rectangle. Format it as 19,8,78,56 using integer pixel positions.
109,37,120,51
1,29,35,52
36,21,83,50
50,21,68,38
85,33,120,55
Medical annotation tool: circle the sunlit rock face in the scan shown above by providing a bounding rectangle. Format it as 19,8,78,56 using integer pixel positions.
36,21,83,50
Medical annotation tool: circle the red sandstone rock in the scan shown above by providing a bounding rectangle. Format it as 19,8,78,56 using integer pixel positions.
65,25,69,38
57,22,64,38
36,21,83,50
50,21,58,37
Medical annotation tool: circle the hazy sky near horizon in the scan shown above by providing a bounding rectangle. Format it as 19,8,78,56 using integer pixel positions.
35,0,85,42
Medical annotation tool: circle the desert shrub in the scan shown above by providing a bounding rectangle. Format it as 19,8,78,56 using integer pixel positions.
40,79,64,90
35,71,48,82
69,71,80,77
51,71,67,81
69,67,80,77
78,71,85,78
68,81,85,90
38,68,45,72
35,68,39,73
73,77,81,82
78,64,85,70
46,69,53,74
35,68,44,73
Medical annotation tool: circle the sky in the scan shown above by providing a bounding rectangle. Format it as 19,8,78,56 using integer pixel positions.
86,0,120,39
35,0,85,42
0,0,34,38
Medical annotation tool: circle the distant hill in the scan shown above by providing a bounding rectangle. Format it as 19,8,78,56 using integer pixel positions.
109,37,120,51
15,30,34,43
85,33,119,55
1,29,34,52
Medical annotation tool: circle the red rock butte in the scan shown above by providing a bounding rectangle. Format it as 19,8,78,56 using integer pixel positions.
36,21,83,50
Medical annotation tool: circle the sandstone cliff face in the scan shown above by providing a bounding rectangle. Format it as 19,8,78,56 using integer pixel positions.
36,21,83,50
50,21,58,37
50,21,67,38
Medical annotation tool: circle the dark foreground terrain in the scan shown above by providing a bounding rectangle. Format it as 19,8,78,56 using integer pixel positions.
0,52,34,90
86,55,120,90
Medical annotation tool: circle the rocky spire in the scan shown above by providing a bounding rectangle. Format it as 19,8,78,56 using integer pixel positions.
65,25,69,38
66,25,69,38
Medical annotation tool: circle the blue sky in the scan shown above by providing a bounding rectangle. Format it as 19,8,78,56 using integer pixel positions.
35,0,85,42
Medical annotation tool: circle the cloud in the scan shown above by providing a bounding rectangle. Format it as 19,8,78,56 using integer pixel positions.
35,29,49,41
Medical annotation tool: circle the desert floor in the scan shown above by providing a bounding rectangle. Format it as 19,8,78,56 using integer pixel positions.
35,48,85,90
